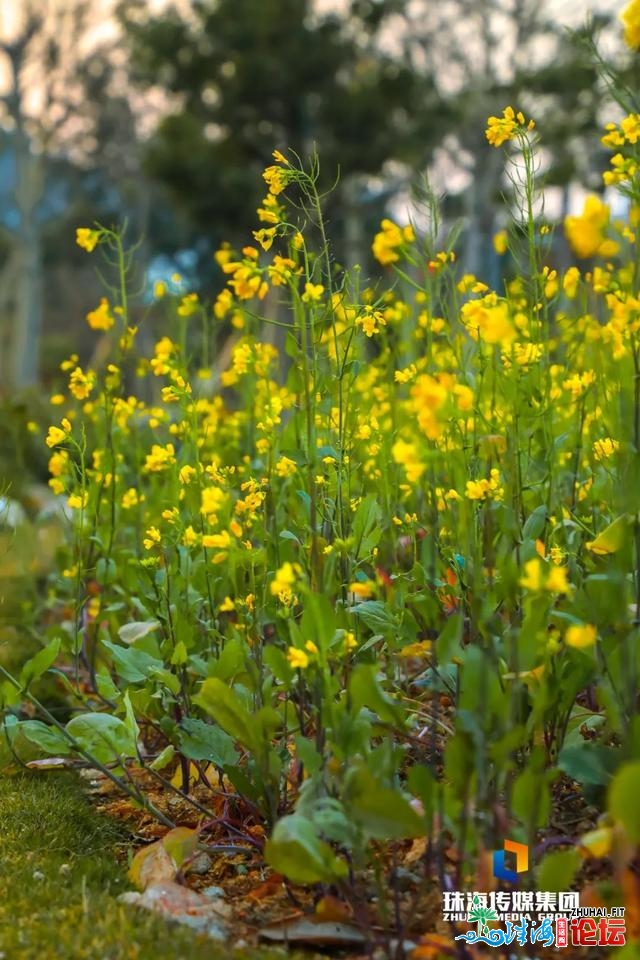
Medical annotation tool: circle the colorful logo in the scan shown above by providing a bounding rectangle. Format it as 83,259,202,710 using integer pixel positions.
493,839,528,882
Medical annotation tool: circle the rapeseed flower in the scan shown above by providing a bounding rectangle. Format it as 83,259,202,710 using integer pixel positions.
287,647,309,669
485,107,535,147
76,227,100,252
86,298,114,331
45,419,72,448
621,0,640,49
565,624,598,649
593,437,620,461
372,219,414,266
564,196,619,260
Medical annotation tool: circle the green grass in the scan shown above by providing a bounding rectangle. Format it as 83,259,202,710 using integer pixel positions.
0,772,263,959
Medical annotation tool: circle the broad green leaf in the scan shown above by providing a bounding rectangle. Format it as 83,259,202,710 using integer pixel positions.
347,772,424,840
351,600,397,637
193,678,256,751
101,639,164,684
16,720,71,755
150,744,175,771
351,494,382,558
122,691,140,748
586,514,631,556
178,718,239,767
118,620,162,645
66,713,136,764
522,505,548,540
348,664,405,726
608,761,640,842
536,848,581,892
558,743,614,787
265,815,348,883
20,638,61,687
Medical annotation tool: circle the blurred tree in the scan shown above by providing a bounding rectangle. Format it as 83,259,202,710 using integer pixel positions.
118,0,448,270
392,0,613,277
0,0,150,391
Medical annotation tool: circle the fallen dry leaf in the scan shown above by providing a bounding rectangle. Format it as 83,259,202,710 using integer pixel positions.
129,841,176,890
410,933,458,958
259,916,367,946
314,895,353,923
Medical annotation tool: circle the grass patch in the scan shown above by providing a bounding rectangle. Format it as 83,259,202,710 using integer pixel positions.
0,772,260,959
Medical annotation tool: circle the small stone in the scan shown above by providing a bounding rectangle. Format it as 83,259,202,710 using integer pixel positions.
202,885,225,899
188,852,212,875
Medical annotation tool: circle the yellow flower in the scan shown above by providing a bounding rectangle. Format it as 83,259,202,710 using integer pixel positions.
520,558,543,591
563,267,580,299
356,306,386,337
545,565,570,595
348,581,375,599
485,106,535,147
76,227,100,252
564,196,619,260
48,451,68,477
177,292,199,317
202,531,231,550
144,443,176,473
182,525,199,547
593,437,620,462
143,526,161,550
461,293,516,345
69,366,95,400
179,465,197,485
301,282,325,303
392,439,424,483
270,561,301,603
262,164,291,195
275,455,298,478
565,623,598,649
621,0,640,49
253,227,277,251
86,298,114,331
287,647,309,669
562,370,596,400
67,491,88,510
371,219,414,266
45,421,71,448
493,230,508,255
121,488,141,509
219,596,236,612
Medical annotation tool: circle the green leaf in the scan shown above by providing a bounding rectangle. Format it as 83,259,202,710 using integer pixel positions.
558,743,615,787
351,494,382,558
118,620,162,645
65,713,136,765
20,638,61,687
101,639,164,684
178,718,239,767
536,848,581,893
193,678,256,752
265,815,348,883
608,761,640,842
586,514,632,556
348,664,405,726
351,600,397,636
522,505,548,540
347,770,424,840
16,720,71,755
